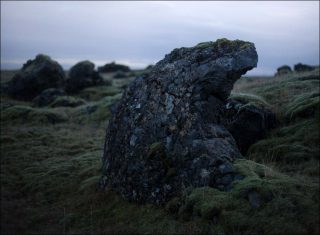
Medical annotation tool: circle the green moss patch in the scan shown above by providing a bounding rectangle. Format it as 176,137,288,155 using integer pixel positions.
1,105,68,124
247,118,319,175
173,159,319,235
195,38,252,51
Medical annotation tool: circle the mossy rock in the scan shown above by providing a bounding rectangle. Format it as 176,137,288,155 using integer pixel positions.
66,60,104,93
5,54,65,100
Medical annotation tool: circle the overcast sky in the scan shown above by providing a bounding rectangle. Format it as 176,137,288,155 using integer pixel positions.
1,1,319,75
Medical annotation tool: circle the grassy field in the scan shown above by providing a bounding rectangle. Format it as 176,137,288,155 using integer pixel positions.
1,69,319,234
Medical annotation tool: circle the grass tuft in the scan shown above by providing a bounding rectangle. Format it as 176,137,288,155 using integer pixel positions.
1,105,68,124
229,92,271,108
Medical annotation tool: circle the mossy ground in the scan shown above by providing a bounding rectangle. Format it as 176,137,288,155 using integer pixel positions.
175,159,319,235
233,69,320,178
1,69,319,234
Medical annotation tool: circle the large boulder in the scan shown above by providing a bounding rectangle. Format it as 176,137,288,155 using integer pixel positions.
224,99,277,155
98,62,130,73
294,63,315,73
100,38,258,204
6,54,65,100
66,60,104,93
275,65,292,76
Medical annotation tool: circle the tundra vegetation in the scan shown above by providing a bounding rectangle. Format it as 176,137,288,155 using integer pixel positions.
1,59,319,234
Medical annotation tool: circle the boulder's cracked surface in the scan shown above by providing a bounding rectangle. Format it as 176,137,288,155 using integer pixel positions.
101,39,258,204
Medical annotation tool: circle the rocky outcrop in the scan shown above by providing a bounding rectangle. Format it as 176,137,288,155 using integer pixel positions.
6,54,65,100
275,65,292,76
66,61,104,93
224,99,277,155
101,38,258,204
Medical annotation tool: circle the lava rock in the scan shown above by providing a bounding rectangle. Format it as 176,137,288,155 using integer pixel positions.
33,88,66,107
101,38,258,204
6,54,65,100
98,62,130,73
66,60,104,93
224,99,277,155
275,65,292,76
294,63,315,73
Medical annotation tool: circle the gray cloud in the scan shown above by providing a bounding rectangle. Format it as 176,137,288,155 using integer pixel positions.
1,1,319,75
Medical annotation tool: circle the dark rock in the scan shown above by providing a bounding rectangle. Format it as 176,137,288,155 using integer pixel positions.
224,99,277,155
294,63,315,73
275,65,292,76
101,38,258,204
98,62,130,73
66,60,104,93
33,88,66,107
6,54,65,100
